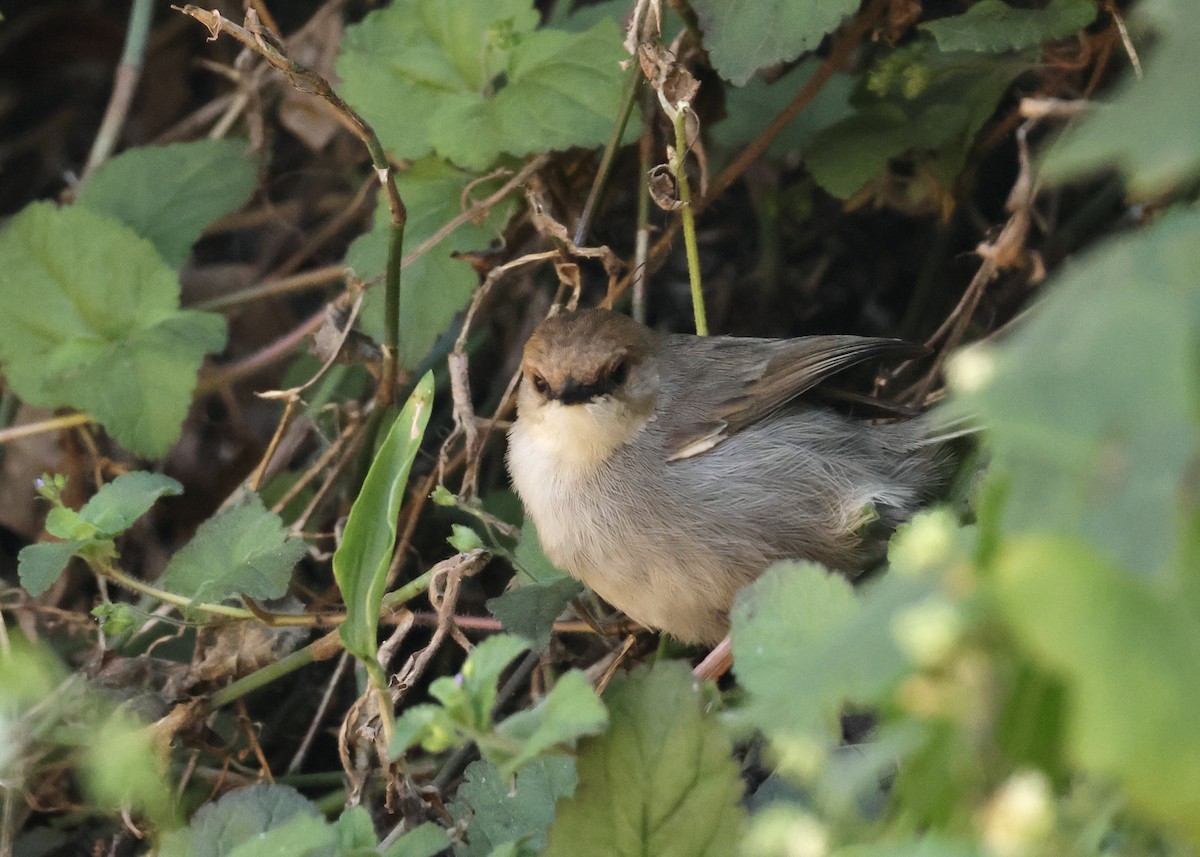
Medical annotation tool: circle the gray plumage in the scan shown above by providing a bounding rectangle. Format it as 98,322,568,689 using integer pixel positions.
507,309,950,644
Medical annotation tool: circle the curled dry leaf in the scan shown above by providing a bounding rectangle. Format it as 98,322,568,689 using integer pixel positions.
648,164,683,211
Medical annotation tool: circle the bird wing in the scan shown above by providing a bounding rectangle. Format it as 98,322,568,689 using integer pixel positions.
661,334,925,461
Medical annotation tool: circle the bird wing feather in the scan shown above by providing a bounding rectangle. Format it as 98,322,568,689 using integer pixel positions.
660,334,924,461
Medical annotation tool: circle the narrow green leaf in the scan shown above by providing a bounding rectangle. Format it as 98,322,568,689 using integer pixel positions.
78,471,183,537
17,539,87,597
334,372,435,661
994,535,1200,841
78,139,259,268
450,758,577,857
0,203,227,458
160,493,306,604
921,0,1096,53
691,0,858,86
542,662,745,857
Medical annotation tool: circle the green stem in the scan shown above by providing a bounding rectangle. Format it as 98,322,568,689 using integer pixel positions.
81,0,153,183
671,104,707,336
207,572,433,710
382,219,404,406
98,562,256,620
209,635,324,709
574,65,643,246
381,569,432,610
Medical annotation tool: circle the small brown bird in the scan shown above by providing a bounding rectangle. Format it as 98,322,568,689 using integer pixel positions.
506,309,950,644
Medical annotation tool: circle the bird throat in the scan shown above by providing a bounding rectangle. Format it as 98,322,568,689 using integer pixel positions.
520,397,652,469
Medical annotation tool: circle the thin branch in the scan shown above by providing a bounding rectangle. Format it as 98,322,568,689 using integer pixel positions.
0,412,94,446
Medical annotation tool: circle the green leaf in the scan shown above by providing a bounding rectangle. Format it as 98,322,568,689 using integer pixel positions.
81,708,177,830
92,601,139,637
159,784,322,857
542,662,745,857
731,561,934,740
690,0,859,86
994,535,1200,841
488,669,608,776
334,372,434,661
921,0,1096,53
78,471,183,537
511,519,570,585
380,822,451,857
946,205,1200,574
487,577,583,651
224,814,336,857
392,703,459,756
0,638,65,711
449,524,486,553
426,24,632,170
17,539,87,597
492,521,583,649
338,2,628,167
395,635,602,775
348,158,514,369
450,758,577,857
160,493,306,604
834,834,982,857
805,47,1029,199
334,805,376,851
448,633,530,728
0,203,228,458
1041,0,1200,197
712,58,856,156
78,139,258,268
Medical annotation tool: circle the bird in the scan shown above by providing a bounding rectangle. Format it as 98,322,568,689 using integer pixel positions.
506,308,952,645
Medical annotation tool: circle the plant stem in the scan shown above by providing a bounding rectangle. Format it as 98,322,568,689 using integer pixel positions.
209,636,323,709
98,562,257,620
671,103,707,336
0,412,94,446
574,65,643,246
80,0,153,185
381,569,433,610
206,573,433,710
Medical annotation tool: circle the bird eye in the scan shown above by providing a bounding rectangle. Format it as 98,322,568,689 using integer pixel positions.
530,373,550,395
609,359,628,386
